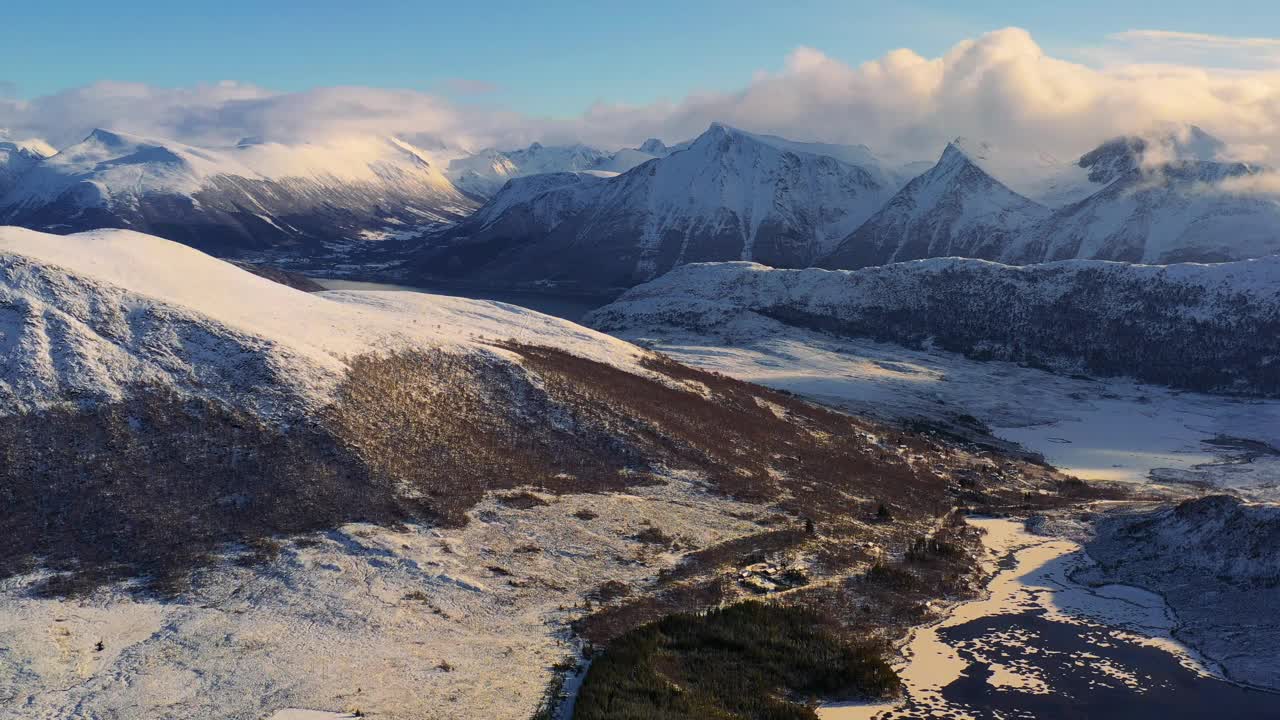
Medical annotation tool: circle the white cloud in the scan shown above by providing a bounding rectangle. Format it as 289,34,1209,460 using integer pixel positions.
1110,30,1280,50
4,28,1280,168
1086,29,1280,70
1212,171,1280,197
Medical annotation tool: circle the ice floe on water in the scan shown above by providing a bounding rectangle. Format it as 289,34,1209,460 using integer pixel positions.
820,518,1276,719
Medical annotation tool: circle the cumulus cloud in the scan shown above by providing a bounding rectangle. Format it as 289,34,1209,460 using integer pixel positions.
1211,172,1280,197
3,28,1280,169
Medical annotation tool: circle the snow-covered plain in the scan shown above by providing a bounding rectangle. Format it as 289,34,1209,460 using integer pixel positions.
597,317,1280,500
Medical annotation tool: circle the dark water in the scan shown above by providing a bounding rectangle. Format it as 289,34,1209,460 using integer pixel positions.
310,278,614,323
884,609,1277,719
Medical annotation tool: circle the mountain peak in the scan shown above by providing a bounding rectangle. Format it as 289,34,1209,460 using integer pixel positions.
937,139,989,172
85,128,132,147
0,138,54,160
704,121,746,138
692,122,755,150
638,138,667,154
1078,124,1229,183
1169,124,1227,161
943,137,994,163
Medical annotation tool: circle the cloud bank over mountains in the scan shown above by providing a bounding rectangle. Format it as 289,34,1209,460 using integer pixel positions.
4,28,1280,164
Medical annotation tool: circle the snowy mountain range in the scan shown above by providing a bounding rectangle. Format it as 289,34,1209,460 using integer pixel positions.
0,130,479,261
822,127,1280,269
3,123,1277,290
586,257,1280,396
404,123,1280,291
407,123,906,290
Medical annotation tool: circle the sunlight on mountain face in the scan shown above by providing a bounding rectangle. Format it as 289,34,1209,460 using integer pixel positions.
2,9,1279,720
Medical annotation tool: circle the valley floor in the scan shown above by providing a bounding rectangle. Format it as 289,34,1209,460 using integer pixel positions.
608,321,1280,501
599,320,1280,709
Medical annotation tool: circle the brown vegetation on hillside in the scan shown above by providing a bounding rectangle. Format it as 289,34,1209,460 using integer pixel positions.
0,343,1072,599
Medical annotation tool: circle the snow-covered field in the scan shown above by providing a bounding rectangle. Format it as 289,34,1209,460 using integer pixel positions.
0,470,774,720
604,320,1280,500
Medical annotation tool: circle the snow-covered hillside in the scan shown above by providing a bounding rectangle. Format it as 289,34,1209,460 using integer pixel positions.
0,226,642,420
587,257,1280,396
410,123,902,290
2,226,1059,720
0,130,479,260
1082,496,1280,690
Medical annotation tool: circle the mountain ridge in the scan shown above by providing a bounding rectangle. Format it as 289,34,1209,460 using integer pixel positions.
587,256,1280,396
406,123,903,291
0,130,480,262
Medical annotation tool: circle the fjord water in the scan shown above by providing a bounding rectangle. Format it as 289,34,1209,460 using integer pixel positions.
310,278,612,323
822,519,1276,719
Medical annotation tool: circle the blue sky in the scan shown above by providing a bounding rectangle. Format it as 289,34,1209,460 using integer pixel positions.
5,0,1278,117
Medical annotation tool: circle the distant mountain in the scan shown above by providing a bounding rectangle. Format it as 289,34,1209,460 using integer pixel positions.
0,135,53,196
8,122,1276,281
822,126,1280,269
1018,129,1280,264
409,123,902,291
445,140,664,198
0,129,478,262
587,257,1280,396
820,139,1050,269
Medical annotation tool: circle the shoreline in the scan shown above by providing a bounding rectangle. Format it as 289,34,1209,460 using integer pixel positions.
819,513,1246,718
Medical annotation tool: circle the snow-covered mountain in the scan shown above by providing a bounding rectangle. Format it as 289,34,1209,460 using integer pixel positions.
0,130,479,261
823,126,1280,269
410,123,903,291
1018,131,1280,264
445,140,664,198
7,122,1276,284
587,257,1280,396
820,139,1051,269
0,225,1040,719
0,135,53,196
0,225,645,419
